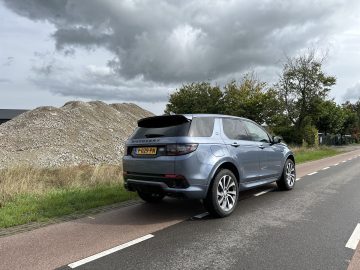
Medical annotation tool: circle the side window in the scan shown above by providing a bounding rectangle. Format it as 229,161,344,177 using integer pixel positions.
189,117,215,137
222,119,250,140
243,121,270,143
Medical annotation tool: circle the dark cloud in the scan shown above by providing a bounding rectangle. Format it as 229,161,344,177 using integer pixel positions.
3,0,358,85
343,82,360,101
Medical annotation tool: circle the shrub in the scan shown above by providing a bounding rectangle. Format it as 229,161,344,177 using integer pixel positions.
302,125,319,147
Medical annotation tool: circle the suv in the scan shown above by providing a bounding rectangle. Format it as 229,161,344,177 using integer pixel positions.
123,114,295,217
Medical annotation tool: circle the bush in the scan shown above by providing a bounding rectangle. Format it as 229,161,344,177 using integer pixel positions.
302,125,319,147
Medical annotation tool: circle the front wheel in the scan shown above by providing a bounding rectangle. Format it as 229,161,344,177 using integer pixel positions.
204,169,239,218
276,159,296,190
137,190,165,203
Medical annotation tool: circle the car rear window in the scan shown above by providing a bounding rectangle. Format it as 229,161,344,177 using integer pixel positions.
188,117,215,137
131,115,215,139
132,115,191,139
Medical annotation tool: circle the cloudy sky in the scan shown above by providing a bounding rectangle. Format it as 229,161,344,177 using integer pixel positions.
1,0,360,114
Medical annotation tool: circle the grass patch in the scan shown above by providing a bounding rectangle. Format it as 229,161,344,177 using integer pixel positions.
292,146,342,164
0,165,138,228
0,184,136,228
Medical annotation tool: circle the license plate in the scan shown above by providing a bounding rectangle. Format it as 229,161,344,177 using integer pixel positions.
136,147,157,155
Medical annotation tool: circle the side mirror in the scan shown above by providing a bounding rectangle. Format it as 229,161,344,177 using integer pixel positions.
272,136,282,144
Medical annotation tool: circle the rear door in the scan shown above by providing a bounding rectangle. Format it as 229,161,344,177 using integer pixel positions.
243,120,283,179
220,118,261,182
124,115,191,174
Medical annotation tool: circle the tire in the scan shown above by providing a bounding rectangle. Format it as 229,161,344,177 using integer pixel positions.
277,159,296,191
137,190,165,203
204,169,239,218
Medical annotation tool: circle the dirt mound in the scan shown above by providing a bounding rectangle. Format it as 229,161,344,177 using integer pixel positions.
0,101,153,168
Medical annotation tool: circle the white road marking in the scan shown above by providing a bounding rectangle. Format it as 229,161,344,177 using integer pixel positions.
342,160,347,163
333,163,339,166
68,234,154,268
254,188,274,197
296,178,301,181
322,167,330,170
346,224,360,250
307,172,318,176
193,212,209,219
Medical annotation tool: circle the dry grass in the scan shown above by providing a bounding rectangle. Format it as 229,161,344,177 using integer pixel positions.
0,164,123,206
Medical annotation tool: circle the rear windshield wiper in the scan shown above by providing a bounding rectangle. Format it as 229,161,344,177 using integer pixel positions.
144,134,165,138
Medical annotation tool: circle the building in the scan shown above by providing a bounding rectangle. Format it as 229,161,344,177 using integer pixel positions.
0,109,28,124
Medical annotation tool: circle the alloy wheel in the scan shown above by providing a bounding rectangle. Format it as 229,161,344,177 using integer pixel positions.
285,162,296,187
217,174,237,211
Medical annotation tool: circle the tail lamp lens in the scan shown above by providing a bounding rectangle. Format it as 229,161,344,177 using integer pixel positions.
166,144,198,156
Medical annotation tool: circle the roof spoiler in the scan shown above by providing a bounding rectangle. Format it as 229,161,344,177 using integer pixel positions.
138,115,190,128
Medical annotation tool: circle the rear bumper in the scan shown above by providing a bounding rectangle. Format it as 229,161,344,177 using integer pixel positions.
124,176,207,199
122,151,213,199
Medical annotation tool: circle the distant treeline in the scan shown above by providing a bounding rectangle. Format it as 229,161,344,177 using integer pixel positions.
165,51,360,146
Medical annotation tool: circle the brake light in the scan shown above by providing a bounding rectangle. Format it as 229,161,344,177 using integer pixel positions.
166,144,198,156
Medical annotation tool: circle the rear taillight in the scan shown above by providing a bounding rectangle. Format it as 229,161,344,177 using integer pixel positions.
166,144,198,156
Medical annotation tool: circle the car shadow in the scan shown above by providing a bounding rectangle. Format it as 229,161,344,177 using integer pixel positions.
74,198,205,226
74,183,279,226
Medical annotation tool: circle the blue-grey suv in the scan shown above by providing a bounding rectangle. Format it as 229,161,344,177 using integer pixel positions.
123,114,295,217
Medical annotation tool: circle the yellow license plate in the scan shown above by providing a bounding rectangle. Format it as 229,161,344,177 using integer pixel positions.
136,147,157,155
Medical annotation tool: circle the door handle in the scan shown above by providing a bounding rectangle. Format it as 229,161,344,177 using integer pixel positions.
231,142,240,147
258,144,265,149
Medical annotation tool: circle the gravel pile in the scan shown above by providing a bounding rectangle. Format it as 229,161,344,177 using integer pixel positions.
0,101,153,168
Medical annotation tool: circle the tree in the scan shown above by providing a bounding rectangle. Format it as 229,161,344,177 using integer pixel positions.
165,82,223,114
340,101,360,139
221,74,281,124
276,50,336,143
316,100,345,135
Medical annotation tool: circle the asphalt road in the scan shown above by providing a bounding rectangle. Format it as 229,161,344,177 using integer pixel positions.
58,154,360,270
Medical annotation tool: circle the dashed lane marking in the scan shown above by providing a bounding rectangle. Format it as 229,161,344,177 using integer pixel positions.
307,172,318,176
68,234,154,268
322,167,330,170
193,212,209,219
254,188,274,197
346,223,360,250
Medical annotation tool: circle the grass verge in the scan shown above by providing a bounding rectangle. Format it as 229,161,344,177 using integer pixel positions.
292,146,343,164
0,184,136,228
0,165,137,228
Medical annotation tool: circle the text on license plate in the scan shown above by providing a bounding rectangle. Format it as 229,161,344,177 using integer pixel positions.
136,147,157,155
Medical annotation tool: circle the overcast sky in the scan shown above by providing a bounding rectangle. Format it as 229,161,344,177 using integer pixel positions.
1,0,360,114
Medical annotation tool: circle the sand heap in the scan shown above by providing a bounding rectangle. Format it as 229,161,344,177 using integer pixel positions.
0,101,153,168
